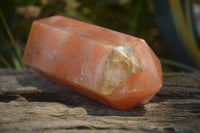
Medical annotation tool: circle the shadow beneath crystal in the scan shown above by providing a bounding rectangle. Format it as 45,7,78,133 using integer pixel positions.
11,70,146,117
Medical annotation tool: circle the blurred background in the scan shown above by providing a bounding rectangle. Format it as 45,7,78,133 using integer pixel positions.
0,0,199,73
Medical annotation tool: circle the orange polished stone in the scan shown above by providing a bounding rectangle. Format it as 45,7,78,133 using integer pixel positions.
23,16,162,110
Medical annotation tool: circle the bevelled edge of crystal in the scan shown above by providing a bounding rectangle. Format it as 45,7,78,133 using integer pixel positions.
101,45,142,95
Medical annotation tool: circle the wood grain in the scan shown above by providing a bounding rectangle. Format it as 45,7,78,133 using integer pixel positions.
0,69,200,133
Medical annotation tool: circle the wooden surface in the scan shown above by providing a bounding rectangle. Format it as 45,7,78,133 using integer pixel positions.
0,69,200,133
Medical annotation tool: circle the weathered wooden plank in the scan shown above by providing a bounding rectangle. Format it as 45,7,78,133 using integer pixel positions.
0,69,200,133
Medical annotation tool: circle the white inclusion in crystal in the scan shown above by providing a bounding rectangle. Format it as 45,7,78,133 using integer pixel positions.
81,63,86,76
119,87,126,94
74,79,78,84
48,50,57,59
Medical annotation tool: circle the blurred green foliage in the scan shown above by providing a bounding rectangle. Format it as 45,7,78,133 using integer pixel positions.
0,0,197,72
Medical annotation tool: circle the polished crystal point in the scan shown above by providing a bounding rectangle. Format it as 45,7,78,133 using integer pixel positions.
23,16,163,110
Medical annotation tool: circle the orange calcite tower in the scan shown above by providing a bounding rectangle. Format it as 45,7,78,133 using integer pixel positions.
23,16,162,110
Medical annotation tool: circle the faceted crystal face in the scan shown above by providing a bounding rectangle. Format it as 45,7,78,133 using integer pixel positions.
23,16,162,110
